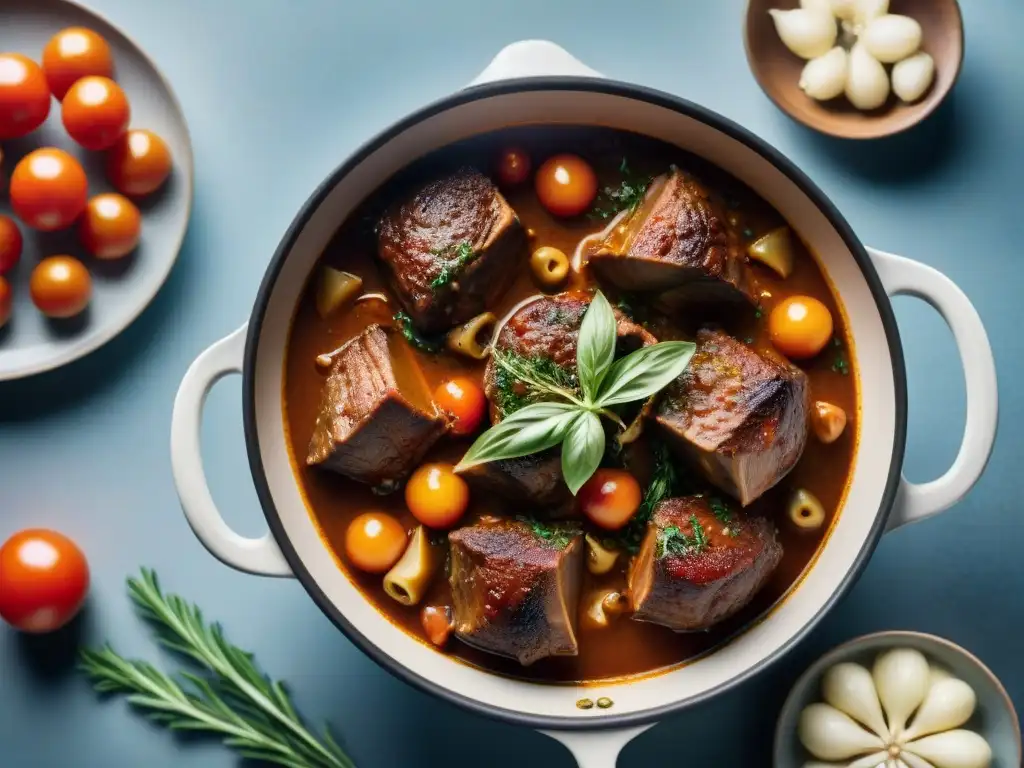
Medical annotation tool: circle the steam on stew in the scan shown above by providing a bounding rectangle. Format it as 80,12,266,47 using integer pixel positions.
284,127,857,682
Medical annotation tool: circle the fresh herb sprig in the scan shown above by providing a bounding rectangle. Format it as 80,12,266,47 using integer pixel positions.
393,311,443,353
80,569,354,768
492,351,579,416
589,158,653,221
614,440,680,553
455,291,696,494
517,516,580,550
656,515,709,559
430,241,475,290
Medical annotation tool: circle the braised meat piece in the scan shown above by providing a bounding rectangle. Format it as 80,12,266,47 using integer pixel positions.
306,324,446,485
448,518,584,666
628,496,782,631
377,167,526,334
656,329,809,506
587,169,755,306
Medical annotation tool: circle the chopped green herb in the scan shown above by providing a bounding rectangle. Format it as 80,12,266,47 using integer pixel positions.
614,440,680,553
708,495,740,536
588,158,653,221
393,311,443,353
429,241,475,290
831,336,850,375
744,337,754,345
491,350,579,416
518,516,580,550
742,227,755,239
754,305,763,320
656,515,709,559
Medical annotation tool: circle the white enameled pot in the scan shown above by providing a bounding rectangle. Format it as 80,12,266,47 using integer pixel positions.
170,42,998,767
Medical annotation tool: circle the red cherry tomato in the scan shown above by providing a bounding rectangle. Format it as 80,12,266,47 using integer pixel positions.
0,276,11,330
535,154,598,218
0,53,52,139
496,147,531,187
105,129,173,197
42,27,114,100
0,215,23,274
10,148,88,231
433,377,486,436
61,75,129,151
30,255,91,318
578,469,643,531
79,193,141,260
0,529,89,633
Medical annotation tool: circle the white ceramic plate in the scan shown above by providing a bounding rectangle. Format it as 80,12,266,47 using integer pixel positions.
0,0,193,381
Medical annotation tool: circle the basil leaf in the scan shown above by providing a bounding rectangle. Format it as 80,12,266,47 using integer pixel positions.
596,341,697,407
561,411,605,495
576,290,617,403
455,402,579,470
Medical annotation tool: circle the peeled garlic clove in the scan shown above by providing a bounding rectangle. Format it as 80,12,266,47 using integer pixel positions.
849,753,892,768
845,43,890,110
873,648,930,737
902,678,977,741
929,665,954,687
892,52,935,103
861,14,923,63
853,0,889,28
902,752,940,768
830,0,857,20
904,730,993,768
798,703,884,761
821,662,889,738
800,0,833,13
768,8,838,60
799,47,848,101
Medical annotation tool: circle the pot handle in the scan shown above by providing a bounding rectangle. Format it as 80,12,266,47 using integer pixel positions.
170,324,293,577
469,40,603,85
542,725,654,768
868,247,998,532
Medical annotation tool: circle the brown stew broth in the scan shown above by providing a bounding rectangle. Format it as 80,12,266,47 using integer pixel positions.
283,127,858,683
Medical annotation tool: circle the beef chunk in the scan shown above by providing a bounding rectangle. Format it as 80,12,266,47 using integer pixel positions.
587,169,755,306
628,496,782,631
656,329,809,506
448,518,583,665
377,168,526,334
456,293,655,508
306,325,446,485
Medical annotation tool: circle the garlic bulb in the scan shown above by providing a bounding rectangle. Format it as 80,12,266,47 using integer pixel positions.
845,43,890,110
821,662,888,737
768,8,838,60
905,730,992,768
799,703,884,760
861,14,923,63
874,648,931,736
799,47,848,101
892,52,935,103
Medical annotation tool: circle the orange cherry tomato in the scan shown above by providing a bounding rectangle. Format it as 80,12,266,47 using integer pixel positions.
578,469,643,531
42,27,114,100
0,529,89,633
344,512,407,574
434,377,486,436
0,53,51,139
61,75,129,151
768,295,834,360
30,256,91,319
535,153,598,218
496,147,531,187
0,276,11,330
79,193,141,260
405,463,470,529
0,215,23,274
10,148,88,231
105,129,172,197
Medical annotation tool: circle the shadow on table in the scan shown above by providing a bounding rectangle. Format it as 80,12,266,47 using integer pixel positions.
15,604,90,686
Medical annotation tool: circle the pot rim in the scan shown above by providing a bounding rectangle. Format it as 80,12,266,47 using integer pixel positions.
242,76,909,731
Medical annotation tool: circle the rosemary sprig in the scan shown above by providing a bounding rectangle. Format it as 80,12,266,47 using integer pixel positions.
79,569,354,768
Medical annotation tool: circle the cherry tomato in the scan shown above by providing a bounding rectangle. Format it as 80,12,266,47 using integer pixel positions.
535,154,598,218
768,295,834,360
0,53,51,139
42,27,114,100
79,193,141,260
105,129,172,197
344,512,407,574
496,147,531,187
0,215,23,274
0,276,11,330
578,469,642,531
434,377,486,436
30,255,91,319
405,463,470,529
10,148,88,231
0,529,89,633
61,76,129,151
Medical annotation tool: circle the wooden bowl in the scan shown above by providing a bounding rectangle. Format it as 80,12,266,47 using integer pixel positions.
744,0,964,139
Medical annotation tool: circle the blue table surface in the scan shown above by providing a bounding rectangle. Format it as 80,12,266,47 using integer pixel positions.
1,1,1022,765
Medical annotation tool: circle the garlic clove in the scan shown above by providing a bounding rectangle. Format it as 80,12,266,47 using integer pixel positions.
904,730,993,768
768,8,838,60
929,665,954,687
901,753,940,768
800,0,834,14
799,47,849,101
892,52,936,103
845,43,890,111
849,753,892,768
852,0,889,29
872,648,931,737
902,678,978,742
861,14,923,64
830,0,857,21
798,703,885,761
821,662,890,739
